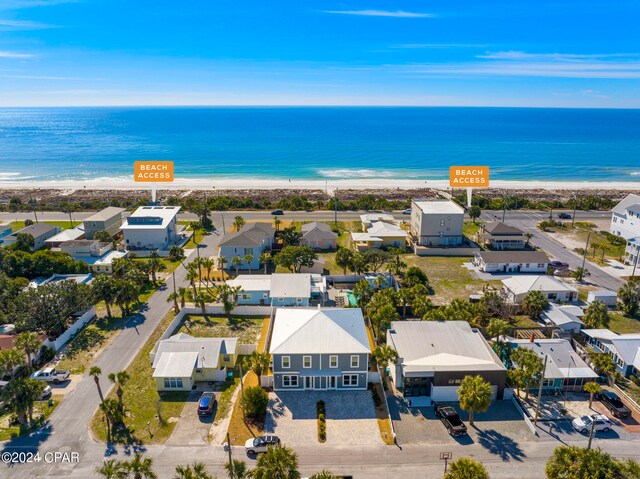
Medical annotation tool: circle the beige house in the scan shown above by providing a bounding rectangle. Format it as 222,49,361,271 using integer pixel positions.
351,221,408,251
59,239,126,274
501,275,578,304
410,200,464,247
83,207,126,240
300,222,338,250
150,333,239,391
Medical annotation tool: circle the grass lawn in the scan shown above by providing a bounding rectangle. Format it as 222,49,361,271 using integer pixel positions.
5,220,79,231
177,315,266,345
90,310,188,445
371,382,394,445
133,256,184,274
463,221,481,239
542,222,626,262
226,371,263,445
318,252,342,275
0,396,60,442
608,312,640,334
213,376,240,429
404,255,502,305
512,315,541,329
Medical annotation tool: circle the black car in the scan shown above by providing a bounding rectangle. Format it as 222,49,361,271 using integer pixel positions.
197,392,216,416
596,390,631,418
271,209,284,215
558,212,572,219
549,261,570,270
435,404,468,436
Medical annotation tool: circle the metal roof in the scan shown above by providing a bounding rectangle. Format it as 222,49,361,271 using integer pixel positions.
227,275,272,292
270,274,312,298
477,250,550,264
387,321,505,373
83,207,125,222
152,351,198,378
152,333,237,370
541,303,584,327
45,225,85,243
413,200,465,215
270,308,370,355
121,206,180,230
501,275,577,295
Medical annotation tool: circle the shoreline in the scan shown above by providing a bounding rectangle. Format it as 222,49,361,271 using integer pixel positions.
0,177,639,192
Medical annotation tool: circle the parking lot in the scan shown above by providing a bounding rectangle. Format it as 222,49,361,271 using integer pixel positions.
264,390,383,446
167,388,217,446
389,395,533,461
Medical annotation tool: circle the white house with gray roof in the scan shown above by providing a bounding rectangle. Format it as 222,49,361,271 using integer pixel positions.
501,275,578,303
269,308,371,391
473,250,550,273
83,206,125,239
300,222,337,250
387,320,507,403
2,223,61,250
581,329,640,377
227,273,326,306
410,200,465,247
150,333,239,391
539,303,584,333
610,194,640,265
121,206,181,250
216,222,275,270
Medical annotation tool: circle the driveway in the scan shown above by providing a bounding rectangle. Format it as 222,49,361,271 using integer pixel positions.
389,396,532,462
264,390,383,446
166,387,217,446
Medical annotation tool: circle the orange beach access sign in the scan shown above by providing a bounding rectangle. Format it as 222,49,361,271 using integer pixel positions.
134,161,174,182
449,166,489,188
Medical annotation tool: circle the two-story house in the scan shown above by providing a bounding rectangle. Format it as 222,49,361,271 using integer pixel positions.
120,205,181,250
217,222,275,270
410,200,464,247
610,194,640,265
83,206,126,239
269,308,371,391
477,222,528,250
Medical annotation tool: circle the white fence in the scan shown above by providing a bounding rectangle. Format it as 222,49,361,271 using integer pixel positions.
369,371,381,384
238,344,257,355
44,306,96,352
509,388,538,436
260,375,274,388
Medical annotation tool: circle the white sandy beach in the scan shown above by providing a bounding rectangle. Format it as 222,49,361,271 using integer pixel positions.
0,177,638,193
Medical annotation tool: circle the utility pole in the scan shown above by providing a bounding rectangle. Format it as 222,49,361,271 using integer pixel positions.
631,246,639,279
30,197,38,223
334,189,338,227
534,354,548,426
587,417,596,450
221,214,226,234
226,432,234,479
580,232,591,280
502,192,507,222
571,193,578,228
239,362,245,420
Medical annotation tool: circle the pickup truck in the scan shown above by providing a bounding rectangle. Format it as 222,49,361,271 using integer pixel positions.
435,404,468,437
31,367,70,384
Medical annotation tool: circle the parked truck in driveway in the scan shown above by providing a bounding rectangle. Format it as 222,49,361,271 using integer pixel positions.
435,404,468,436
31,367,70,384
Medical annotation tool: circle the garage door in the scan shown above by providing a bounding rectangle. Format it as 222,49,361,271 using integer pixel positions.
432,385,498,402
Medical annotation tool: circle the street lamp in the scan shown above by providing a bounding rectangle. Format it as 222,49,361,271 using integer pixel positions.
571,193,578,228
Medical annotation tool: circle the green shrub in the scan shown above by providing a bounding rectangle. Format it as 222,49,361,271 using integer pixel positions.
317,400,326,443
241,386,268,424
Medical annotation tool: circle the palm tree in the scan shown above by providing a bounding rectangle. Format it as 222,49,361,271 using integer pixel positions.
178,287,188,308
186,265,199,297
108,370,130,413
524,232,534,248
14,332,41,371
232,256,243,276
201,258,215,288
522,290,548,319
252,444,300,479
174,462,213,479
120,453,157,479
583,300,610,329
274,216,281,231
386,256,407,276
90,366,105,403
93,274,119,318
146,252,165,282
0,347,25,378
190,221,203,246
167,292,180,313
395,287,413,318
233,215,246,231
372,345,398,379
309,471,337,479
244,255,254,274
457,375,493,427
243,351,271,377
584,381,602,409
546,446,620,479
100,398,122,442
573,266,590,282
23,378,45,425
217,256,228,277
618,282,640,316
215,283,242,317
61,202,78,228
225,459,250,479
444,457,489,479
96,459,125,479
260,253,272,274
0,378,43,426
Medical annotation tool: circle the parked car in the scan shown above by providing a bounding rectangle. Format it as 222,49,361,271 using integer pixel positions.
402,208,411,215
244,435,281,454
197,391,216,416
435,404,468,436
30,367,70,384
572,414,613,434
40,385,52,400
271,209,284,215
549,261,570,270
558,212,572,219
596,390,632,418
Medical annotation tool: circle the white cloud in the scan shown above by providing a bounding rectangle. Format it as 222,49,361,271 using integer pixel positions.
393,44,488,49
0,0,77,10
477,51,640,61
0,19,56,30
320,10,433,18
0,51,33,58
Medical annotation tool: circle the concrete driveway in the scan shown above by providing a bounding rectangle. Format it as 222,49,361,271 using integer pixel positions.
389,396,532,461
265,390,383,446
167,388,217,446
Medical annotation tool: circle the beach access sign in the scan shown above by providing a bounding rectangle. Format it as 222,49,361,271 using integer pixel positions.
449,166,489,187
134,161,174,182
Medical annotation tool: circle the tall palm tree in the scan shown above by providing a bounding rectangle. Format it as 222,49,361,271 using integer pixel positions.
252,445,300,479
120,453,157,479
186,265,199,297
96,459,125,479
201,258,215,288
167,292,180,313
61,202,78,228
522,290,548,319
443,457,489,479
244,255,254,274
457,375,493,426
14,332,41,371
584,381,602,409
232,256,243,276
189,221,203,246
524,232,533,248
233,216,246,231
0,348,26,379
225,459,250,479
93,274,119,318
100,398,122,443
618,281,640,316
260,253,272,274
274,216,281,231
372,345,398,372
146,252,165,282
90,366,105,403
174,462,213,479
243,351,271,377
108,370,130,413
178,287,188,308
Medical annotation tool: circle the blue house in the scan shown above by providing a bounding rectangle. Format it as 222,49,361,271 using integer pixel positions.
216,222,275,271
581,329,640,377
227,273,325,306
269,308,371,391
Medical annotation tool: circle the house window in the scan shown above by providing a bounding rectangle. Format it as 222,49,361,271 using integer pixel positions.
303,356,312,368
163,378,183,389
537,263,545,268
329,355,338,368
282,375,298,387
244,248,254,256
440,219,445,227
548,293,557,300
350,355,359,368
223,355,230,362
263,293,269,298
343,374,358,386
278,298,285,302
281,356,290,369
447,379,462,385
242,294,251,300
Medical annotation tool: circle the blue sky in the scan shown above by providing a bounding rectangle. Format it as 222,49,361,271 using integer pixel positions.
0,0,639,107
